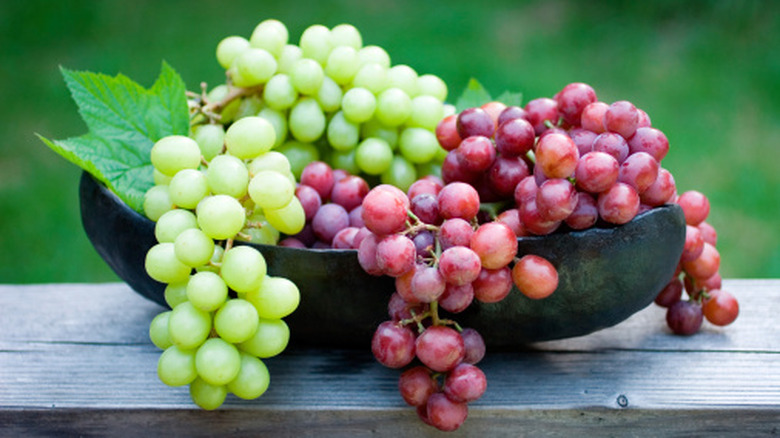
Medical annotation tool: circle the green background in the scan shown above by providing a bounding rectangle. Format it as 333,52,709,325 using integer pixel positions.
1,0,778,283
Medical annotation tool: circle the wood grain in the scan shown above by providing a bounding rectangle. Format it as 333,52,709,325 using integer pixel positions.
0,280,778,436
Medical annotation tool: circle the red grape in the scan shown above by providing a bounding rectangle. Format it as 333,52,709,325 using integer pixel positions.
703,290,739,326
371,321,416,368
512,254,558,299
398,366,437,407
415,325,465,372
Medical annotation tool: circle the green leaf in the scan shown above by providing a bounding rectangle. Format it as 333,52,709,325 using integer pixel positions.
38,61,189,213
454,78,492,112
495,90,523,108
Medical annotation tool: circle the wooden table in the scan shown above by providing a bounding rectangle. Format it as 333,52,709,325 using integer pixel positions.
0,280,778,436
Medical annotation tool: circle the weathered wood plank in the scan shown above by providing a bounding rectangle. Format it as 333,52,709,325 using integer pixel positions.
0,280,778,436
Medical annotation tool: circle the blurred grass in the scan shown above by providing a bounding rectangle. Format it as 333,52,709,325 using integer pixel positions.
0,0,778,282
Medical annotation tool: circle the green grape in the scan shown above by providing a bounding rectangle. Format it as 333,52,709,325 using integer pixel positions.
169,169,209,210
247,150,292,176
216,35,250,70
224,116,276,159
196,195,246,240
398,127,440,164
153,169,172,186
149,311,173,350
257,108,288,148
189,377,227,411
299,24,332,65
154,209,198,243
248,170,295,210
330,23,362,49
263,196,306,235
237,318,290,358
325,46,360,85
326,111,360,151
174,228,215,268
220,245,267,293
239,215,280,245
358,45,391,68
145,242,192,284
276,140,320,178
352,63,388,94
157,345,198,387
276,44,303,74
315,76,343,112
227,353,270,400
195,338,241,386
290,58,324,95
375,88,412,127
214,298,259,344
207,85,241,123
434,145,448,162
416,160,443,180
341,87,376,123
206,154,249,199
192,124,225,161
233,95,265,120
387,65,419,97
263,73,298,110
168,301,212,350
249,19,287,58
186,271,228,311
355,137,393,175
328,149,360,175
164,280,189,308
381,155,417,193
443,103,457,118
245,276,300,319
361,118,398,149
417,74,448,101
407,95,444,131
231,48,278,87
151,135,202,177
288,97,326,143
196,245,224,274
144,185,174,221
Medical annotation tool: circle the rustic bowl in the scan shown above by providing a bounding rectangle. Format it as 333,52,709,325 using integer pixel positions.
79,171,685,348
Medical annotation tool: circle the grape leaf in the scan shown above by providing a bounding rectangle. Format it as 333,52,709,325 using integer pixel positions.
38,61,189,213
454,78,523,112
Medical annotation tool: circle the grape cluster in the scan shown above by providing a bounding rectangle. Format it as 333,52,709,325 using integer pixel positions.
655,190,738,335
352,181,557,431
199,19,450,191
142,115,304,409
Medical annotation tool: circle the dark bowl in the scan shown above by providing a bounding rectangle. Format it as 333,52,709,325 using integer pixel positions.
79,171,685,348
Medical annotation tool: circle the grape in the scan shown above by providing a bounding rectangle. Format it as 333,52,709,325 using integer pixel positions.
356,137,394,175
399,127,440,164
157,345,198,387
496,208,526,237
698,221,717,246
470,222,517,270
628,127,669,162
196,195,246,240
220,244,268,295
415,325,465,372
455,135,496,173
426,392,468,432
575,151,619,194
565,192,599,230
263,73,299,110
145,242,192,284
341,87,376,123
677,190,710,226
456,107,494,139
376,234,416,277
195,338,242,386
535,132,579,179
604,100,639,139
189,378,227,411
249,19,288,57
231,48,277,87
330,175,369,211
168,169,209,209
410,193,441,225
682,242,720,281
332,226,360,249
417,74,448,101
371,321,416,368
358,45,391,68
186,271,228,311
227,353,271,400
438,218,474,250
216,36,250,69
435,114,461,151
248,170,295,210
640,168,676,207
206,154,249,199
381,155,418,192
149,311,173,350
569,127,598,156
357,232,383,276
246,275,301,319
681,225,705,263
666,300,703,335
438,246,482,286
460,328,486,365
407,95,444,131
495,117,535,157
259,108,289,148
325,46,360,85
168,301,212,350
174,228,215,268
264,196,306,235
536,178,578,222
238,318,290,358
376,88,412,126
151,135,202,177
580,101,609,133
290,58,324,95
289,97,326,143
439,282,475,313
299,24,332,64
556,82,597,126
398,366,437,407
519,197,561,235
410,265,447,303
214,298,259,344
703,290,739,326
437,182,480,221
655,277,683,308
326,111,360,152
224,116,276,159
444,363,487,403
472,267,513,303
598,182,640,225
154,209,198,243
361,185,410,236
164,280,190,308
618,151,659,193
312,203,350,244
512,254,558,299
387,65,419,96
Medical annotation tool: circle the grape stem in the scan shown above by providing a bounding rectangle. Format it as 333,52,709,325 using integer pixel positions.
190,83,261,124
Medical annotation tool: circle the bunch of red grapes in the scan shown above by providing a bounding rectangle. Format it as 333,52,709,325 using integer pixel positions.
284,82,738,431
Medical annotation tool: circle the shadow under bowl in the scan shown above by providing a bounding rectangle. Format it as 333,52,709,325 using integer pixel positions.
79,172,685,348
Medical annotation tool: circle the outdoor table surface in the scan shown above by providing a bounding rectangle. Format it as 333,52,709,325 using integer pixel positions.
0,279,778,437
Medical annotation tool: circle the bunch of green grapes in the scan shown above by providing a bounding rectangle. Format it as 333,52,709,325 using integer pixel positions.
142,116,304,409
196,19,451,192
